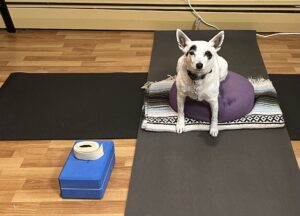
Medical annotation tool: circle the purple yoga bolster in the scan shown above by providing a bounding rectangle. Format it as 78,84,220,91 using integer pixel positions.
169,71,255,123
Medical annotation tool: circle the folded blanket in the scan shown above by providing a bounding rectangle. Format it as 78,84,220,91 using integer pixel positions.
141,76,285,132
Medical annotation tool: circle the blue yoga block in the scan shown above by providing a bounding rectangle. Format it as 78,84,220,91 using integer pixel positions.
58,140,115,199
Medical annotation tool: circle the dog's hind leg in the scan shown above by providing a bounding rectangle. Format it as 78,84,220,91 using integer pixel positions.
208,99,219,137
176,94,186,134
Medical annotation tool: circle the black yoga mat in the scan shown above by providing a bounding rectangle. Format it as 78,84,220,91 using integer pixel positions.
0,72,147,140
269,74,300,140
125,31,300,216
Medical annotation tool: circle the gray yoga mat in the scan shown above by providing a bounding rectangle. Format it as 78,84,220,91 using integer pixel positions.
125,31,300,216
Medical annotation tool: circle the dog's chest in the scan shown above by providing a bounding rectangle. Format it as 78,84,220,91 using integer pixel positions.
183,81,213,101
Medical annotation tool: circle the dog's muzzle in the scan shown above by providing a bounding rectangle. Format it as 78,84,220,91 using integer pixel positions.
187,70,212,81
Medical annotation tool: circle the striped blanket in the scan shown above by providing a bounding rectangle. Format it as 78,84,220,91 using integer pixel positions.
141,76,285,132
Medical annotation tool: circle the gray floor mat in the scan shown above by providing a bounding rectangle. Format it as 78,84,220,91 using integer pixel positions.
125,30,300,216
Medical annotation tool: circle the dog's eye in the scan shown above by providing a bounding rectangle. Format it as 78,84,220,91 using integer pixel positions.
205,51,212,60
189,51,195,55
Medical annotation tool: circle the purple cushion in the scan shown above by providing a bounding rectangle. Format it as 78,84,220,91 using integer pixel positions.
169,71,255,123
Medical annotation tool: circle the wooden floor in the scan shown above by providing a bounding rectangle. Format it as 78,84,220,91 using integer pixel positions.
0,30,299,215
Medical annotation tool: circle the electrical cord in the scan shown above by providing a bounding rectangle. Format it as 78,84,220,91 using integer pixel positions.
256,32,300,38
186,0,220,30
185,0,300,38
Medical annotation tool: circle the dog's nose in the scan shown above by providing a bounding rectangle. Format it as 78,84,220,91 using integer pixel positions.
196,63,203,69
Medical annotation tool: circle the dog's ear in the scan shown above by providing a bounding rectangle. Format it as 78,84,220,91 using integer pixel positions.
176,29,191,52
209,31,224,52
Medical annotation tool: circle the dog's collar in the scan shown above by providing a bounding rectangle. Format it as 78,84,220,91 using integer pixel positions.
187,70,212,81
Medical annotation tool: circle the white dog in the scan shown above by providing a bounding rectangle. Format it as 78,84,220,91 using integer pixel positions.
175,29,228,137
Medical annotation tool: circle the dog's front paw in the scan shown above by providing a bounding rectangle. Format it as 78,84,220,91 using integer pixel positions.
176,121,185,134
209,126,219,137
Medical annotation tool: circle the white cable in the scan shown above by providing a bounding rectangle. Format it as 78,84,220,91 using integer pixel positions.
73,141,104,160
185,0,300,39
185,0,220,30
256,32,300,38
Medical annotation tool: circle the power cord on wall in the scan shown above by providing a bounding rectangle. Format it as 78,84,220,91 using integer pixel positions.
256,33,300,38
185,0,300,38
186,0,220,30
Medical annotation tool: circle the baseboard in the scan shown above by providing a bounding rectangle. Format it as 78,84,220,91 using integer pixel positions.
1,0,299,31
